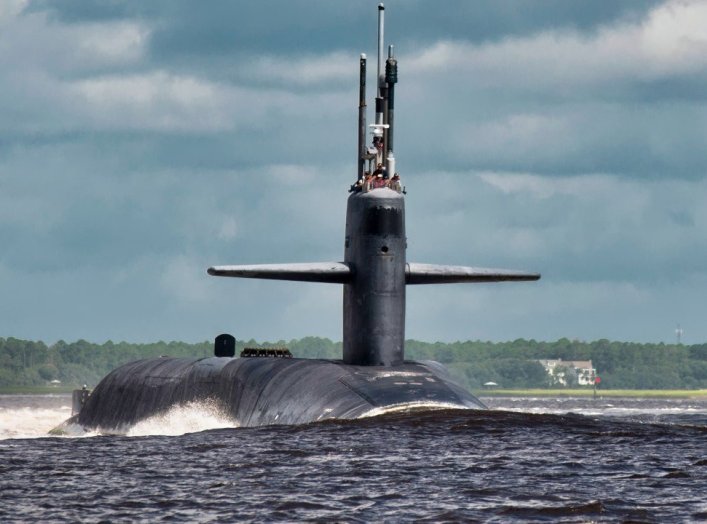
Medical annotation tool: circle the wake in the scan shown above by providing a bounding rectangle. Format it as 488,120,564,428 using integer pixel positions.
0,395,237,439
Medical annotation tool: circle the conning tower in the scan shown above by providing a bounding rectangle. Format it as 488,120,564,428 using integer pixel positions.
207,4,539,367
344,188,405,365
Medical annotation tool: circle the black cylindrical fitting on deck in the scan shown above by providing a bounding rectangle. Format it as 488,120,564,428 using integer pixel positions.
380,86,389,166
386,57,397,161
387,84,395,160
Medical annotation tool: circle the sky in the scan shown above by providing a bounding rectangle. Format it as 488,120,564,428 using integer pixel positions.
1,0,706,345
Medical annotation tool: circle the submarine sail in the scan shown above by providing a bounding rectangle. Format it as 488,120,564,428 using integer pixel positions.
60,4,539,433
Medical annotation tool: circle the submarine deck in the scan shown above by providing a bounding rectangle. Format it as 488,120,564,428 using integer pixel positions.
76,357,486,431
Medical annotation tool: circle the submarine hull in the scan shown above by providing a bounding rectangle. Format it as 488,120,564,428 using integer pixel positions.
74,357,486,431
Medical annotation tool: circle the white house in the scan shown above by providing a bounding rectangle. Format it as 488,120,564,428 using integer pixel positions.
537,359,596,386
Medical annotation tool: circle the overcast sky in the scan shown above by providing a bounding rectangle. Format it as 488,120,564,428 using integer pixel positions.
1,0,706,345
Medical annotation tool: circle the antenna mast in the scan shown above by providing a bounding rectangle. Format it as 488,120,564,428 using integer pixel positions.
676,323,683,345
357,54,366,180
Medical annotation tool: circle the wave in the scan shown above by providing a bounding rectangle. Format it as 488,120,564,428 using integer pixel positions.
126,400,238,437
0,402,72,440
1,394,705,440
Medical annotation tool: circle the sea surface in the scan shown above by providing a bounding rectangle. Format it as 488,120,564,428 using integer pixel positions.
0,394,705,522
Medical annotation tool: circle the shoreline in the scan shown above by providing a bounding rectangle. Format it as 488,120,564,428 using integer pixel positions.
0,386,76,395
2,386,706,398
475,388,707,399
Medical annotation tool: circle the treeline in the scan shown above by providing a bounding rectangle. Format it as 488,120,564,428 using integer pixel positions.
0,336,705,390
404,339,707,390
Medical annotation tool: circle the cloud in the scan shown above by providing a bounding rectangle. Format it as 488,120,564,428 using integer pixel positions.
0,12,148,74
406,0,707,90
2,1,706,345
71,72,234,132
393,0,707,177
217,217,239,241
405,276,699,344
0,11,150,137
245,52,355,87
161,255,212,304
0,0,28,23
0,6,353,137
406,171,707,283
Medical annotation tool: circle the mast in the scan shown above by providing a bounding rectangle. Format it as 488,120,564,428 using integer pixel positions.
385,44,397,176
376,3,385,128
358,54,367,180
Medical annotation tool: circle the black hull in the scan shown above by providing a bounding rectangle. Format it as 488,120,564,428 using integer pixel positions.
75,357,486,431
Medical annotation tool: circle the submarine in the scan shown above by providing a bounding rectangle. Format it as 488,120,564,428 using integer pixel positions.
63,4,539,432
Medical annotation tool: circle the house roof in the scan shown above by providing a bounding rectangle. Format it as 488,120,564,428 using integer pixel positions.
537,359,593,370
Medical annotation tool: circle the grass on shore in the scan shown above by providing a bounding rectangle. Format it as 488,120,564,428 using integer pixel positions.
0,386,77,395
475,388,707,398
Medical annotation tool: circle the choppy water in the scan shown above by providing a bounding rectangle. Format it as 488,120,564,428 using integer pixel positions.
1,394,705,522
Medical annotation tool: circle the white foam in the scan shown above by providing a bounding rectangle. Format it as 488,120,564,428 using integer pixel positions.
0,405,72,440
486,398,707,418
125,400,238,437
0,396,238,439
358,401,472,419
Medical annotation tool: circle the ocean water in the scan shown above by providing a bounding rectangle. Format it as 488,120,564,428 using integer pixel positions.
1,394,705,522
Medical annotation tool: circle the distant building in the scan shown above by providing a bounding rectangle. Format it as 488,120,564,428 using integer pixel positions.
537,359,596,386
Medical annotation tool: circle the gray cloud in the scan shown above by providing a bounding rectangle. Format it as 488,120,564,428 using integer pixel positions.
29,1,660,52
1,1,704,344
